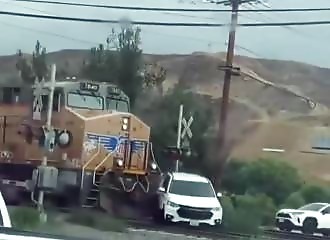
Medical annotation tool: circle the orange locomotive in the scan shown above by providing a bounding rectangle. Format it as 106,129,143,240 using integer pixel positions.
0,80,161,210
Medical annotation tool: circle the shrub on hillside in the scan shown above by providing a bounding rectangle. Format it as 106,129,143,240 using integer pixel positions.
220,195,263,235
299,184,330,203
281,191,306,209
222,159,302,205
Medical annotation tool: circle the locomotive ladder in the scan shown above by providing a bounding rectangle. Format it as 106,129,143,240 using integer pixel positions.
82,152,113,208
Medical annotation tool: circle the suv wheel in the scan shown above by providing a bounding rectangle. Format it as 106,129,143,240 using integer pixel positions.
302,218,317,234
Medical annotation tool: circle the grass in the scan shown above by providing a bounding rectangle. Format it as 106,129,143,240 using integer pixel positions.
66,209,127,233
9,207,41,230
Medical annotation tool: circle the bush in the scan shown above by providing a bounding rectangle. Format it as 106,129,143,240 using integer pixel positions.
299,185,330,203
219,196,235,230
67,210,126,232
220,195,262,235
222,159,302,205
281,191,306,209
9,207,41,230
252,194,277,226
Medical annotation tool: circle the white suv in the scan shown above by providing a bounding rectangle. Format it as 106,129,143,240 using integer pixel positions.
154,172,223,227
275,202,330,235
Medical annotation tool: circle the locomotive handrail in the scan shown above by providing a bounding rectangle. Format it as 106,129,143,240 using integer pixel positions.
93,151,113,185
80,138,101,190
149,142,162,173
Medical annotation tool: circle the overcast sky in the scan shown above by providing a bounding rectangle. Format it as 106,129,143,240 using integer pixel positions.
0,0,330,68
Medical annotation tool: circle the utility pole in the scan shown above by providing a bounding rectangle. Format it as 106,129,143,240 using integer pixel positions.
37,64,56,221
218,0,239,175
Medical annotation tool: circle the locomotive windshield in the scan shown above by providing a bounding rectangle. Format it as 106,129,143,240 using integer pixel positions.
67,92,104,110
106,97,129,112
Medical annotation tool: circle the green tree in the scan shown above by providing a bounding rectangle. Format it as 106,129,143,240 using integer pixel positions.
82,26,143,108
221,159,302,205
242,159,302,205
281,191,306,209
151,84,216,174
143,62,167,95
116,26,143,108
16,40,48,84
299,184,330,203
221,160,248,195
82,42,118,83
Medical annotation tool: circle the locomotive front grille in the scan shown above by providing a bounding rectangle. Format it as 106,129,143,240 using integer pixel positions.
177,205,213,220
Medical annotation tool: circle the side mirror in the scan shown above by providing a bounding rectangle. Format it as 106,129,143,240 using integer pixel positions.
216,192,222,198
158,187,165,193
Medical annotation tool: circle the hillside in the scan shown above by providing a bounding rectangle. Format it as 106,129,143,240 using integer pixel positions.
1,49,330,181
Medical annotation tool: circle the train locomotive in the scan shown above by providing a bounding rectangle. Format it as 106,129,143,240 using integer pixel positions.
0,79,161,212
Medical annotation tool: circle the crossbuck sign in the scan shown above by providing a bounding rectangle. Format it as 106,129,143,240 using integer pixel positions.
181,116,193,139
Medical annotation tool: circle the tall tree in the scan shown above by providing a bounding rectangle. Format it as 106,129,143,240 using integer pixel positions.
16,40,48,84
116,26,143,107
150,84,216,174
143,62,167,95
82,25,144,108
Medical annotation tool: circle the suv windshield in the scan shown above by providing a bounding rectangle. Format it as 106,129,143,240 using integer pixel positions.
169,180,215,197
67,92,104,110
298,203,327,211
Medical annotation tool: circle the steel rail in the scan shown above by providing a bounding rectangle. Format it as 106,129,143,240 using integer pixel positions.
20,204,330,240
126,219,330,240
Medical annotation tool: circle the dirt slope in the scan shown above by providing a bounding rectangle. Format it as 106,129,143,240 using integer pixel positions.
1,49,330,181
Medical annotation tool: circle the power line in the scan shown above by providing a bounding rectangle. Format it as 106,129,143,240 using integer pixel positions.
2,10,330,27
0,20,99,45
0,0,99,45
11,0,330,13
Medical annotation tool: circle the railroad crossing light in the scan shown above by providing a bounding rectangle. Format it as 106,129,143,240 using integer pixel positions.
56,129,72,148
164,146,182,160
45,128,56,152
18,124,33,144
37,126,46,147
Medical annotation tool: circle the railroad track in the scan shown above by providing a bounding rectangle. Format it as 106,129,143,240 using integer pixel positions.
43,206,330,240
126,219,330,240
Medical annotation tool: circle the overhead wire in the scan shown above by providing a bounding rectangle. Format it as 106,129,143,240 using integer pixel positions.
2,10,330,27
9,0,330,13
0,0,326,59
241,4,330,46
0,0,100,45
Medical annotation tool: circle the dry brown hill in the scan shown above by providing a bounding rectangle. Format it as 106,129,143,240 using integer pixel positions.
1,49,330,181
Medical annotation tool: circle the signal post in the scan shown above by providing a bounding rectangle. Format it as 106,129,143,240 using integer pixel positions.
35,64,57,222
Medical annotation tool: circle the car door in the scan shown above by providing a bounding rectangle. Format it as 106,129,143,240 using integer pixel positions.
319,206,330,229
158,174,171,209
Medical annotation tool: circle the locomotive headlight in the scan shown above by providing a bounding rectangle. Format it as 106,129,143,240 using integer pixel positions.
122,117,129,131
117,159,124,167
151,162,157,170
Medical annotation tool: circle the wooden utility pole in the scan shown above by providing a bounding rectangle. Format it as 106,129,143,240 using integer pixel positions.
218,0,239,176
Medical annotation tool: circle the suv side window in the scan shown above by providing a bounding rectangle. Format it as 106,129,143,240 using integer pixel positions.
162,175,171,192
322,206,330,214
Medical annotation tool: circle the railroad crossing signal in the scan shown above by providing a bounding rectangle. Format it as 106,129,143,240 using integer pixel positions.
175,104,194,172
181,116,193,139
32,78,46,121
